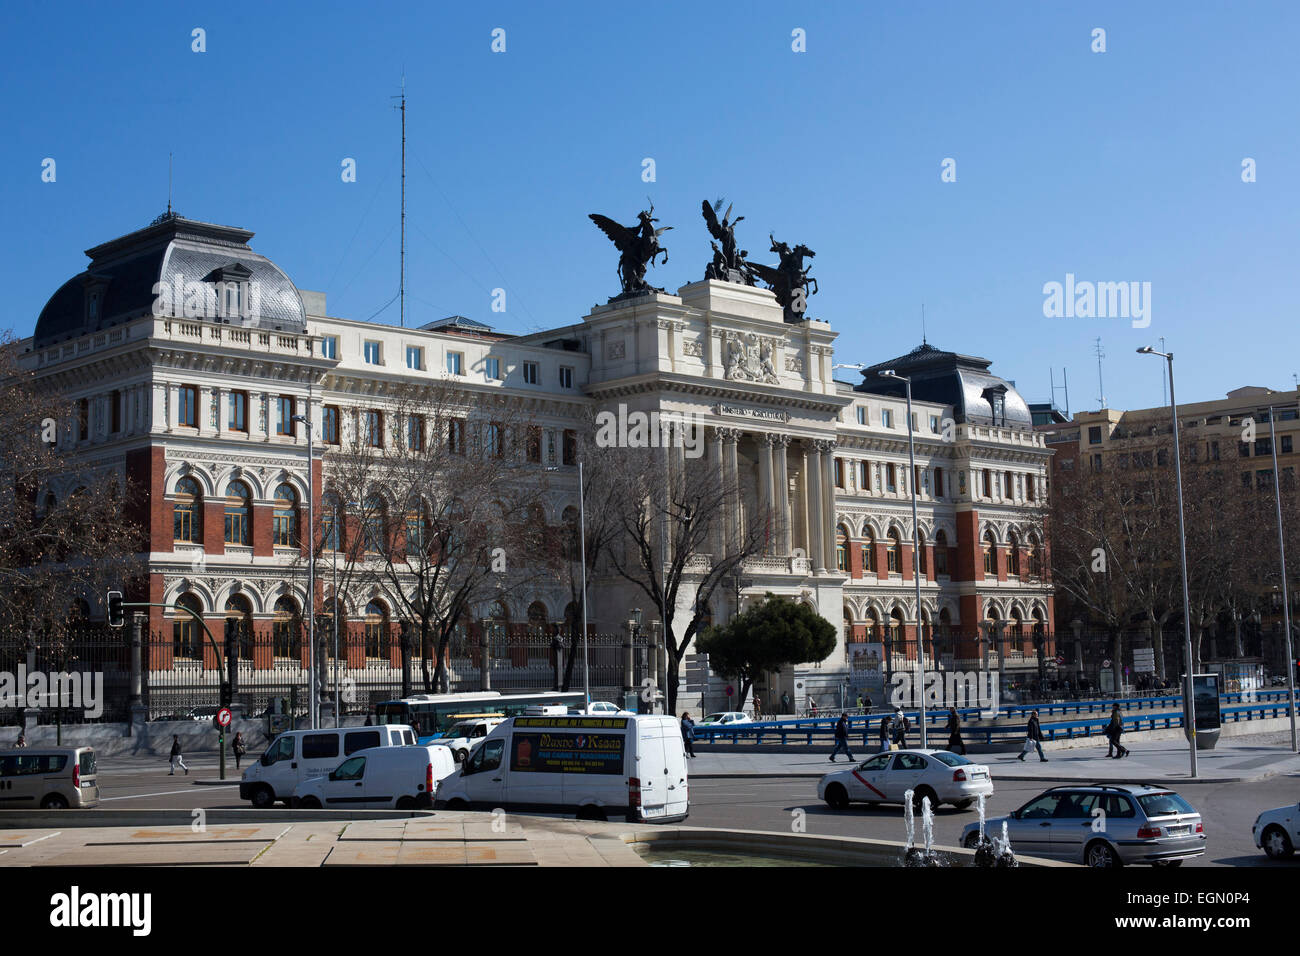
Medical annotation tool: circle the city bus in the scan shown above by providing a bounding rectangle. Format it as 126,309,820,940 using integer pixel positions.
375,691,588,740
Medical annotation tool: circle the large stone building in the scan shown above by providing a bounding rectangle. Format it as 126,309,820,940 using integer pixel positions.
24,214,1053,711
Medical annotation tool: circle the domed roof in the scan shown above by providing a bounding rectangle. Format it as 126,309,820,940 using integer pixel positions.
853,342,1032,429
34,213,306,348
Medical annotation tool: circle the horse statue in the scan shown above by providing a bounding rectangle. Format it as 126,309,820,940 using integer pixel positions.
588,204,672,297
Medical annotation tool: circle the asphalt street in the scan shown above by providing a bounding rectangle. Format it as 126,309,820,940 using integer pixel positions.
89,751,1299,868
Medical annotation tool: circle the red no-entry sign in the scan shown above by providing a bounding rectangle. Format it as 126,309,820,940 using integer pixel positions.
216,707,232,728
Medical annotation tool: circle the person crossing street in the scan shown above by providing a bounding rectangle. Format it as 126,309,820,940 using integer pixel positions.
829,713,855,762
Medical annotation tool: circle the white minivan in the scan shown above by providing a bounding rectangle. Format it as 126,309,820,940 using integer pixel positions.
434,714,688,823
240,724,417,808
292,745,457,810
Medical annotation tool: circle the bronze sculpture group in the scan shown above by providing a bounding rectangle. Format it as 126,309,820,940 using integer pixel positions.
588,199,817,323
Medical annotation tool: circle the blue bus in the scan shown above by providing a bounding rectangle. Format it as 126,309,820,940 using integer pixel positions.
375,691,588,740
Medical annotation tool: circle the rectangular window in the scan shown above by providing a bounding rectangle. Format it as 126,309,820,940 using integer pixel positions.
929,415,940,433
835,458,845,488
179,387,197,428
1256,438,1273,456
323,405,340,445
301,734,340,760
228,391,248,432
1210,440,1220,461
1004,470,1013,499
407,414,424,451
364,340,381,365
407,346,424,371
486,422,503,457
1257,469,1274,490
321,336,338,359
859,460,869,491
563,429,577,466
935,544,949,576
78,398,89,440
1239,441,1251,458
447,418,465,454
856,407,866,426
485,357,501,380
1088,426,1102,445
527,426,542,463
886,463,897,493
276,396,295,435
365,410,383,448
1284,436,1294,454
1026,474,1035,502
446,351,463,375
523,361,539,385
1091,454,1103,472
110,390,122,433
934,468,944,497
559,366,574,389
882,409,893,429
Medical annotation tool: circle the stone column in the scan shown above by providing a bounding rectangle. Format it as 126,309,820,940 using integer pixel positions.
806,441,825,573
798,443,811,561
758,434,775,555
817,439,838,573
153,382,170,432
711,428,727,557
774,435,792,557
722,428,742,546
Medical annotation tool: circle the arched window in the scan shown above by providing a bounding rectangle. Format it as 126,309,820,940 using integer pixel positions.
887,529,902,574
983,530,997,575
273,483,299,548
861,529,876,573
1009,609,1025,647
405,498,428,556
889,608,905,643
938,607,953,642
1008,531,1022,576
917,531,928,575
487,600,510,663
174,477,202,543
934,530,950,576
836,525,849,572
322,492,342,552
561,506,580,561
1028,533,1043,578
527,601,549,662
271,596,301,658
865,608,881,642
173,593,203,661
224,481,251,546
365,600,390,658
363,495,387,554
225,595,254,660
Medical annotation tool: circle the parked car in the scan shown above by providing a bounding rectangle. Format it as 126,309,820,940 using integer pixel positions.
698,712,750,726
429,716,506,763
581,701,635,716
962,784,1206,867
0,747,99,809
1253,801,1300,858
819,749,993,811
293,745,457,809
240,725,417,808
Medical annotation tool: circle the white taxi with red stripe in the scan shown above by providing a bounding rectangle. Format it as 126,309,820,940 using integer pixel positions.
818,749,993,811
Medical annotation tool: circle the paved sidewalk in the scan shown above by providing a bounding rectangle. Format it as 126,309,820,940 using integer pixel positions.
689,733,1300,784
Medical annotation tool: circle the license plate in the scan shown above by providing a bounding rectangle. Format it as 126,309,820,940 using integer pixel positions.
1166,825,1189,835
972,772,987,779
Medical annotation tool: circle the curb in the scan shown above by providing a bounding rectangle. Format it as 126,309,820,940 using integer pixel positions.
192,778,243,786
688,769,1284,785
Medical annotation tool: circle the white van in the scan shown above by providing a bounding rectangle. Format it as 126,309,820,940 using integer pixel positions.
435,714,688,823
428,715,506,764
292,745,457,810
239,724,417,808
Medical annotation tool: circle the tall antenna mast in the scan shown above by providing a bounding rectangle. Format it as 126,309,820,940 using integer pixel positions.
1160,336,1167,405
167,153,173,215
1094,337,1106,408
392,73,406,327
1063,367,1070,417
921,302,927,345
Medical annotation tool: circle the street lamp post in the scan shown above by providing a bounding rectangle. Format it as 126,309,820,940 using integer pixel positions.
549,462,591,707
1137,346,1196,776
880,369,927,748
1268,407,1298,752
292,399,316,730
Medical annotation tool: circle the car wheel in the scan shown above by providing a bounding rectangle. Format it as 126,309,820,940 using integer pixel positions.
249,785,275,809
913,786,938,811
963,832,981,849
1086,839,1122,868
395,796,416,810
953,799,974,811
576,805,607,822
446,798,469,811
40,794,69,810
298,796,321,809
825,783,849,811
1262,825,1294,859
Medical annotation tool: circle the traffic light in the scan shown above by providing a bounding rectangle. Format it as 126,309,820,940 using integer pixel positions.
219,682,232,709
106,590,124,628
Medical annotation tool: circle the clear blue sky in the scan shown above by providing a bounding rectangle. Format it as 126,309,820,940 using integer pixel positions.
4,1,1297,412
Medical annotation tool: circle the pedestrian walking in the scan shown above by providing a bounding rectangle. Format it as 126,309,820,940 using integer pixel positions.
856,694,864,711
169,734,189,775
781,692,790,716
890,707,909,749
809,698,818,718
232,732,247,770
829,713,855,762
1018,710,1047,762
752,696,763,720
1105,704,1129,758
878,712,892,752
945,707,966,755
680,712,696,758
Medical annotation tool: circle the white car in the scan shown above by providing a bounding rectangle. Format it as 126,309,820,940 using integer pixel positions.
1253,801,1300,858
582,701,635,716
699,712,750,726
818,749,993,811
429,717,505,763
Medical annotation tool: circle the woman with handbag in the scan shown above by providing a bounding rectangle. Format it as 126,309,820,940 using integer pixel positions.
232,732,247,770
